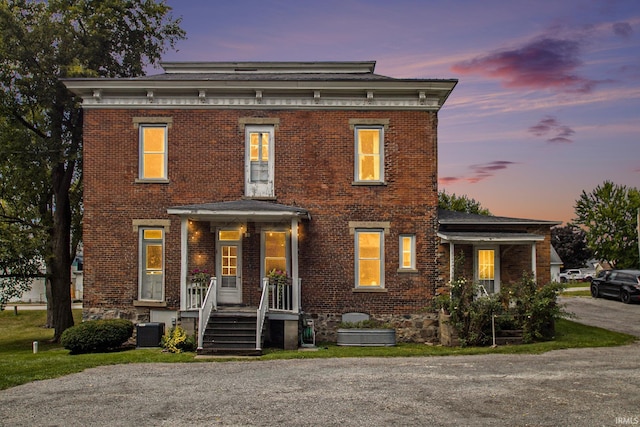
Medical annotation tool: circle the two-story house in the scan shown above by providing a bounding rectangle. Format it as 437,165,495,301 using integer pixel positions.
64,61,557,353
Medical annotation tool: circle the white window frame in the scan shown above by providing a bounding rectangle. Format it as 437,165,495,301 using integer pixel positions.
475,246,500,294
245,125,275,198
138,227,165,301
355,229,384,288
398,234,416,271
354,126,384,183
138,124,168,181
260,228,290,281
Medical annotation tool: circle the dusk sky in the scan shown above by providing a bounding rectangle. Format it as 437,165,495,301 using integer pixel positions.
160,0,640,225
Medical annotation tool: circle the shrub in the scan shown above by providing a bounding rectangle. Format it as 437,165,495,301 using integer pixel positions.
60,319,134,354
499,273,567,342
161,326,196,353
436,252,566,346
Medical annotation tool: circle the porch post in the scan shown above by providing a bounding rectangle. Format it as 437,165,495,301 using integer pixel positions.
531,243,537,282
291,217,300,312
449,242,455,283
179,217,189,310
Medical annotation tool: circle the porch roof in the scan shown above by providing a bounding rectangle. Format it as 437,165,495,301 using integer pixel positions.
437,231,545,244
167,199,311,221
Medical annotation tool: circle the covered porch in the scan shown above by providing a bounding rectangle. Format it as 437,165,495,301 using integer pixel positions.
167,199,310,353
438,231,545,294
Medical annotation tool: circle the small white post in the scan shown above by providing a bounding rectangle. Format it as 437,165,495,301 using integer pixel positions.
491,315,497,348
33,341,39,354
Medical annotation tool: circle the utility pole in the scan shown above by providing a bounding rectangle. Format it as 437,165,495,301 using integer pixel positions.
637,208,640,269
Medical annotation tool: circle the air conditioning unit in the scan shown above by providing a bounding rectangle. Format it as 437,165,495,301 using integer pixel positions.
136,322,165,348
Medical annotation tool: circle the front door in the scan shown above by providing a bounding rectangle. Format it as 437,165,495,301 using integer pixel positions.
217,230,242,304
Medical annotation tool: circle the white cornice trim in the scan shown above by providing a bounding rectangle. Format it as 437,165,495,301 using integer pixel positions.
77,95,443,110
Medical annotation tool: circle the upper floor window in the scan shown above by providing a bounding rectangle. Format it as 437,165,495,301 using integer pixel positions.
245,125,274,198
355,126,384,183
139,124,168,180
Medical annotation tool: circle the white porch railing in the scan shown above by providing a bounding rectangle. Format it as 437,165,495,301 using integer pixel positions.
268,277,301,312
197,276,217,350
256,278,270,351
187,278,209,310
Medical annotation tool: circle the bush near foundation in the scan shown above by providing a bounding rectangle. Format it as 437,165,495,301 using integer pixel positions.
60,319,134,354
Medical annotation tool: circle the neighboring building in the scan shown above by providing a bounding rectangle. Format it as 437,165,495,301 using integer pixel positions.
63,61,557,353
550,246,563,283
8,253,83,304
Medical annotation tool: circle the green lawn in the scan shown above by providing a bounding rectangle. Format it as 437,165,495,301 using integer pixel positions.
0,308,636,391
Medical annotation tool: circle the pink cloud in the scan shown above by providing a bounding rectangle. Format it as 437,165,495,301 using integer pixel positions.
528,116,575,143
451,37,599,93
439,161,517,185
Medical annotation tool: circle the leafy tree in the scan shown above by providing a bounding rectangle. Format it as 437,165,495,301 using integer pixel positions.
0,117,48,308
573,181,640,269
438,190,492,215
0,0,185,340
551,224,592,269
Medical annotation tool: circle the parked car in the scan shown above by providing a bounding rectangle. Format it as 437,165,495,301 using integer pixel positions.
590,269,640,304
559,268,594,283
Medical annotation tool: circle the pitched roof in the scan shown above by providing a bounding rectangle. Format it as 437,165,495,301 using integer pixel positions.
438,209,561,226
167,199,310,221
62,61,457,111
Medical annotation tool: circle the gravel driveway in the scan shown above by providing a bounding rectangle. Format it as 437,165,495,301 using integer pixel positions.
1,298,638,427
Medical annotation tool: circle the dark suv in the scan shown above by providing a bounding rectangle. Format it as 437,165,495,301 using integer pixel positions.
591,269,640,304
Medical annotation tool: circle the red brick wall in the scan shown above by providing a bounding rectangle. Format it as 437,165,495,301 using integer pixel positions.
82,109,439,317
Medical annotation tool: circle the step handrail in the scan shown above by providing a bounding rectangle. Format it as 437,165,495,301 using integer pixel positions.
256,277,270,350
197,276,217,350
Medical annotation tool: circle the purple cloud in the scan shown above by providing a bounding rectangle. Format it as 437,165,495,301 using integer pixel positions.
613,22,633,39
439,161,517,185
451,37,598,93
528,116,575,144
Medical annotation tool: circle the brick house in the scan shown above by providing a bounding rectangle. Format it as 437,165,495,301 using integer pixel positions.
63,61,556,353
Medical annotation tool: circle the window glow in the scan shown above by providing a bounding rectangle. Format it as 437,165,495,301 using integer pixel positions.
141,126,166,179
400,235,415,269
356,231,382,287
357,128,381,181
219,230,241,241
140,228,164,301
478,250,495,280
265,231,287,274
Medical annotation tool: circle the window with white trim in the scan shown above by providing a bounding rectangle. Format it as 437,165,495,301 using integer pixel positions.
399,234,416,270
139,124,168,180
139,228,164,301
245,125,275,197
355,126,384,182
355,229,384,288
476,247,499,294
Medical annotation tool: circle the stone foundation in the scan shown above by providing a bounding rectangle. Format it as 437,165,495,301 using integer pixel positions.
83,307,148,323
307,312,440,344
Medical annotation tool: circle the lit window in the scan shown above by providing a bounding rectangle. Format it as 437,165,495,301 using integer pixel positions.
355,127,383,182
264,231,287,275
477,249,497,293
139,125,167,180
219,230,241,241
139,228,164,301
245,125,274,197
399,234,416,270
355,230,384,287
